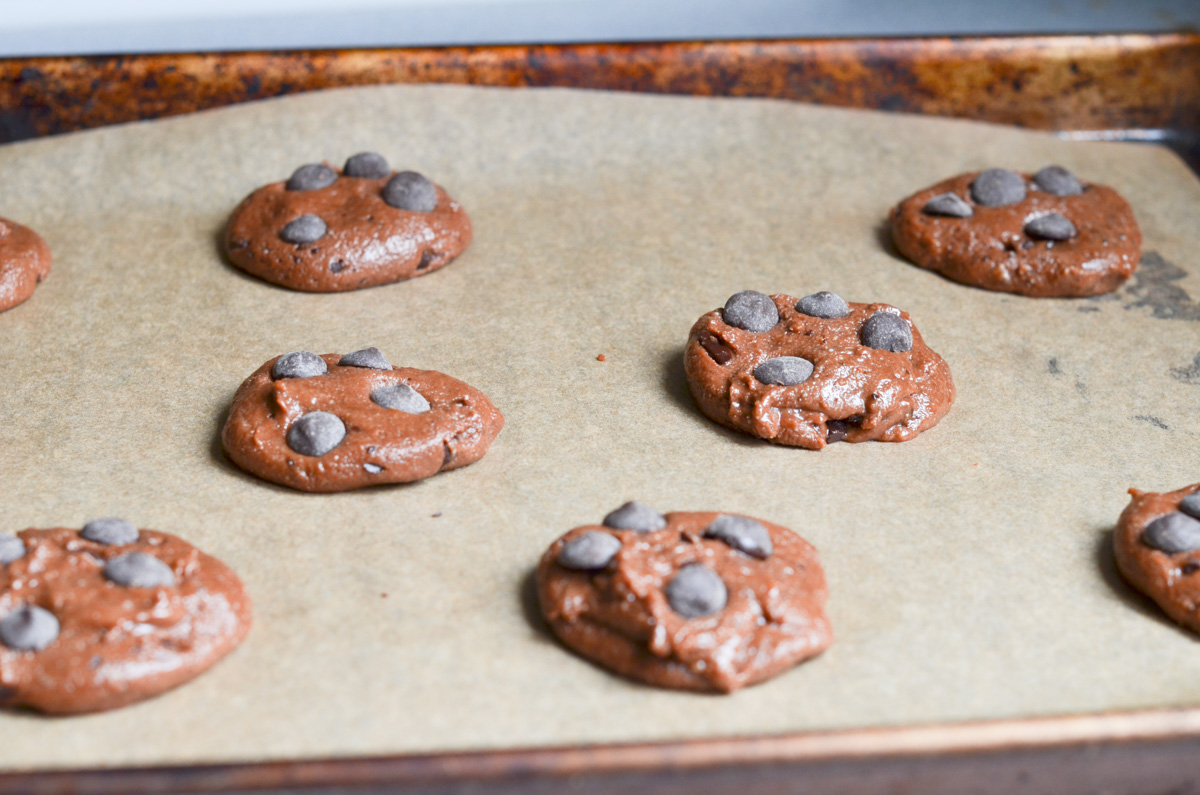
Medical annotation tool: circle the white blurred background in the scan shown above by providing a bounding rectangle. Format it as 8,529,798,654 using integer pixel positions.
1,0,1198,56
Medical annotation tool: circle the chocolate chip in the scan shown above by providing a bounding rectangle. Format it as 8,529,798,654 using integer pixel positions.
557,531,622,571
287,412,346,457
703,515,772,559
271,351,328,380
371,384,431,414
602,501,666,532
417,249,437,270
826,415,863,444
343,152,390,179
339,347,392,370
286,163,337,191
0,534,24,564
81,517,138,546
860,311,912,352
1034,165,1083,196
970,169,1026,206
754,356,814,386
1142,512,1200,554
1183,562,1200,575
105,552,176,588
280,214,327,245
665,564,727,618
922,193,974,218
329,260,347,273
1025,213,1077,241
698,331,734,365
797,291,851,319
1181,493,1200,520
0,605,58,651
722,290,779,333
383,171,437,212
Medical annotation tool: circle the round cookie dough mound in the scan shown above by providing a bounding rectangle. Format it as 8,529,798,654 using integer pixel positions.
537,504,832,693
1114,483,1200,634
223,155,472,292
0,523,250,714
221,349,504,492
889,167,1141,297
684,291,954,449
0,216,50,313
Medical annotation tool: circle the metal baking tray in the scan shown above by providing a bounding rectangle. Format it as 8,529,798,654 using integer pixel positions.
0,33,1198,794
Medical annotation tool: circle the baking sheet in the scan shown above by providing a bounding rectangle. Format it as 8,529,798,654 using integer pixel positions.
0,84,1197,771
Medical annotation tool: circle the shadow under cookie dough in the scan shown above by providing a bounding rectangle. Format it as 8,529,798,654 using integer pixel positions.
519,567,553,642
875,217,902,260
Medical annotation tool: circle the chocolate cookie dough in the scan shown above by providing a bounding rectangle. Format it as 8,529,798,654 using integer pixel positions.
684,290,954,449
0,216,50,313
224,153,471,292
537,503,832,692
221,348,504,492
0,520,250,714
1114,483,1200,634
889,167,1141,297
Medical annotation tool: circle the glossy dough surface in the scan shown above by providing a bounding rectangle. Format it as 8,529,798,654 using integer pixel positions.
537,510,832,693
684,295,954,449
1114,484,1200,634
221,353,504,492
224,168,471,292
0,527,250,714
889,171,1140,297
0,216,50,312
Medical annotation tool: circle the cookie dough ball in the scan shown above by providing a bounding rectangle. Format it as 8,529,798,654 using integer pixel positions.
221,349,504,492
889,167,1141,297
684,291,954,449
0,522,250,714
224,154,472,292
1114,483,1200,634
0,216,50,313
537,506,832,692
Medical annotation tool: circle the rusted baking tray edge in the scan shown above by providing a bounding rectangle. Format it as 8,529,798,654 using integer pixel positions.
0,33,1198,169
4,707,1200,794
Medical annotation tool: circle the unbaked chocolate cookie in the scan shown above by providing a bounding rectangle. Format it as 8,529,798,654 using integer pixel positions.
0,519,250,714
0,216,50,313
537,502,832,693
889,167,1141,297
1114,483,1200,634
221,348,504,492
224,153,471,292
684,290,954,449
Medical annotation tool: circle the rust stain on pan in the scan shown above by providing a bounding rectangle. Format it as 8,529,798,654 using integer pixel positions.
0,35,1197,141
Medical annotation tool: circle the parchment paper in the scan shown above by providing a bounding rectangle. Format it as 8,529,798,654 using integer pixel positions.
0,84,1197,772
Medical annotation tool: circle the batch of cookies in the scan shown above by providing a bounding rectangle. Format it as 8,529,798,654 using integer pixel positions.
0,143,1192,714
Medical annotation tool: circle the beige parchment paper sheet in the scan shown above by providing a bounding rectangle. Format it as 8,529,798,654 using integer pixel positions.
0,84,1197,771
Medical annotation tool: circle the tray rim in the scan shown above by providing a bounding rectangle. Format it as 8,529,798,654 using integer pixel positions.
4,705,1200,793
